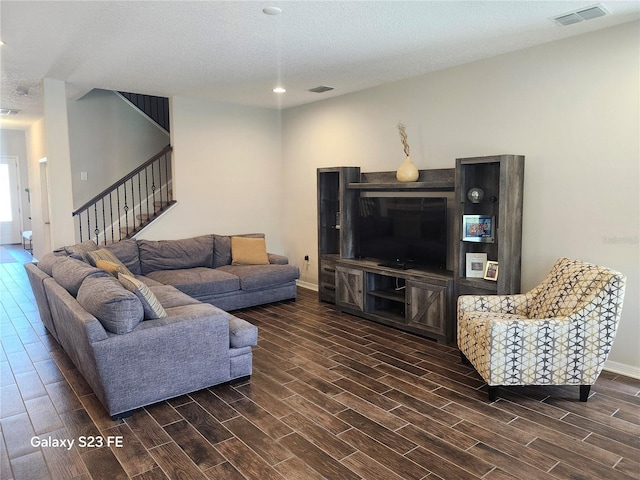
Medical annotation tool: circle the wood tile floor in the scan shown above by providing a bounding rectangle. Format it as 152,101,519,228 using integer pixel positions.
1,245,639,479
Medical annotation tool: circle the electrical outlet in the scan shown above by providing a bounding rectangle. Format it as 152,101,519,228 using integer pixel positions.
304,255,310,262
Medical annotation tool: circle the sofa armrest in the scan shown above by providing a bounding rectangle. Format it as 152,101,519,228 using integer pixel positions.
90,304,233,415
268,253,289,265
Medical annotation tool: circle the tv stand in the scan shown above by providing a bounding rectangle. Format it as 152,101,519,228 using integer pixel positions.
335,258,454,343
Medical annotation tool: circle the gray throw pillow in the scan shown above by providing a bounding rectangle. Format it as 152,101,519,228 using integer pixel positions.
64,240,99,262
77,276,144,334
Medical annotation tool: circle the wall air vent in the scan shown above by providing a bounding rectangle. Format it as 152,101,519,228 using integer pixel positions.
309,85,334,93
0,108,21,116
552,4,608,26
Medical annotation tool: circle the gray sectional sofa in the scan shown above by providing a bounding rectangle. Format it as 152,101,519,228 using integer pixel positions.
25,233,299,419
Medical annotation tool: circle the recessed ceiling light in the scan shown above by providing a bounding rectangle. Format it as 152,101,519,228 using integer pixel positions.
263,6,282,16
273,87,286,93
0,40,4,46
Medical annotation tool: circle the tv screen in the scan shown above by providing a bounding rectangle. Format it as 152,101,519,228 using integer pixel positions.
358,196,447,270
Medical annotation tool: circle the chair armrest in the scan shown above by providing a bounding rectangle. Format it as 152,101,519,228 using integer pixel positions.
458,293,531,316
268,253,289,265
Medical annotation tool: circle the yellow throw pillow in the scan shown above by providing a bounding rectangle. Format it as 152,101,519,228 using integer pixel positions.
231,236,269,265
118,274,168,320
87,248,134,277
95,259,130,277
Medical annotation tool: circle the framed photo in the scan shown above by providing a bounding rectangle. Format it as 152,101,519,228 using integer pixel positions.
465,252,487,278
484,261,499,281
462,215,495,243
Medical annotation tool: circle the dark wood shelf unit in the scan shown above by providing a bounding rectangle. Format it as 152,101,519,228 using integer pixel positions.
336,258,454,344
317,156,523,345
348,168,455,191
454,155,525,297
317,167,361,303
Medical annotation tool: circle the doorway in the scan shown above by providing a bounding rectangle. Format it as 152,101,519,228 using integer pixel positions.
0,155,22,244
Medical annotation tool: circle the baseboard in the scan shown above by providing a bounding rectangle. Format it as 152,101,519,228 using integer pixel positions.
604,360,640,380
296,280,318,291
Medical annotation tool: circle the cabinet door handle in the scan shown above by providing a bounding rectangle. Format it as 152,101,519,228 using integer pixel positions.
323,268,336,273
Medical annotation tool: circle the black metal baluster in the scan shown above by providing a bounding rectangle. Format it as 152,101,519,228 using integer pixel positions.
109,191,114,244
144,167,150,221
78,211,84,243
123,182,129,238
151,162,157,214
93,204,99,245
117,186,122,241
101,198,106,245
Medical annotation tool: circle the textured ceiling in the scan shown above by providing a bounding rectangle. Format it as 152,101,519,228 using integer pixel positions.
1,1,639,126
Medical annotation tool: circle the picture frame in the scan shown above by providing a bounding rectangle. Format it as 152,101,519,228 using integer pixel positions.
484,261,499,281
462,215,495,243
465,252,487,278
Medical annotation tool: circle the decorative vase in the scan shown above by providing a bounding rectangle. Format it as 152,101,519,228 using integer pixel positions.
396,155,419,182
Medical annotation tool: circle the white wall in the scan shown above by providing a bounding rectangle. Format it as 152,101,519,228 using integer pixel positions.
43,78,76,250
281,23,640,374
67,89,170,208
138,96,287,255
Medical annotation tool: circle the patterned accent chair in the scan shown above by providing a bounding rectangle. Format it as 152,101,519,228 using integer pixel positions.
458,257,626,402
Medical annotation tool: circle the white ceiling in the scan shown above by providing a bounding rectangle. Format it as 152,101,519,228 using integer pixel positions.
1,1,639,126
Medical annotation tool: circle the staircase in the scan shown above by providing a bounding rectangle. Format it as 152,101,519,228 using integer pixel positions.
117,92,170,133
72,145,174,245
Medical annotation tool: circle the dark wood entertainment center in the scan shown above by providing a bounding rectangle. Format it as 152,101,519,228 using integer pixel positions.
317,155,524,345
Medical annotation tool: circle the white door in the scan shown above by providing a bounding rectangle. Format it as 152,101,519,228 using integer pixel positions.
0,156,22,244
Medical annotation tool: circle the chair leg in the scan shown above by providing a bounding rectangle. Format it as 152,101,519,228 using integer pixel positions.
488,386,498,402
580,385,591,402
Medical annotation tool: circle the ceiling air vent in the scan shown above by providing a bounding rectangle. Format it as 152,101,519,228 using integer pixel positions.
552,4,608,26
308,85,334,93
0,108,21,116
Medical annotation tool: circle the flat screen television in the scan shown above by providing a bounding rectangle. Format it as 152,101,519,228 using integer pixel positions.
358,195,448,270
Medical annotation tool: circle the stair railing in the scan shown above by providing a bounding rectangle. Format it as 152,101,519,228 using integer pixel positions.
72,145,173,245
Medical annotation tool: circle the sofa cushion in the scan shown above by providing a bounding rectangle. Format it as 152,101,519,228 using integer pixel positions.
228,316,258,348
138,235,214,274
145,267,240,297
37,251,66,276
119,274,168,320
87,249,135,277
64,240,99,262
213,233,264,268
148,285,201,309
52,256,111,297
217,264,300,292
77,275,144,334
104,239,141,275
231,237,269,265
